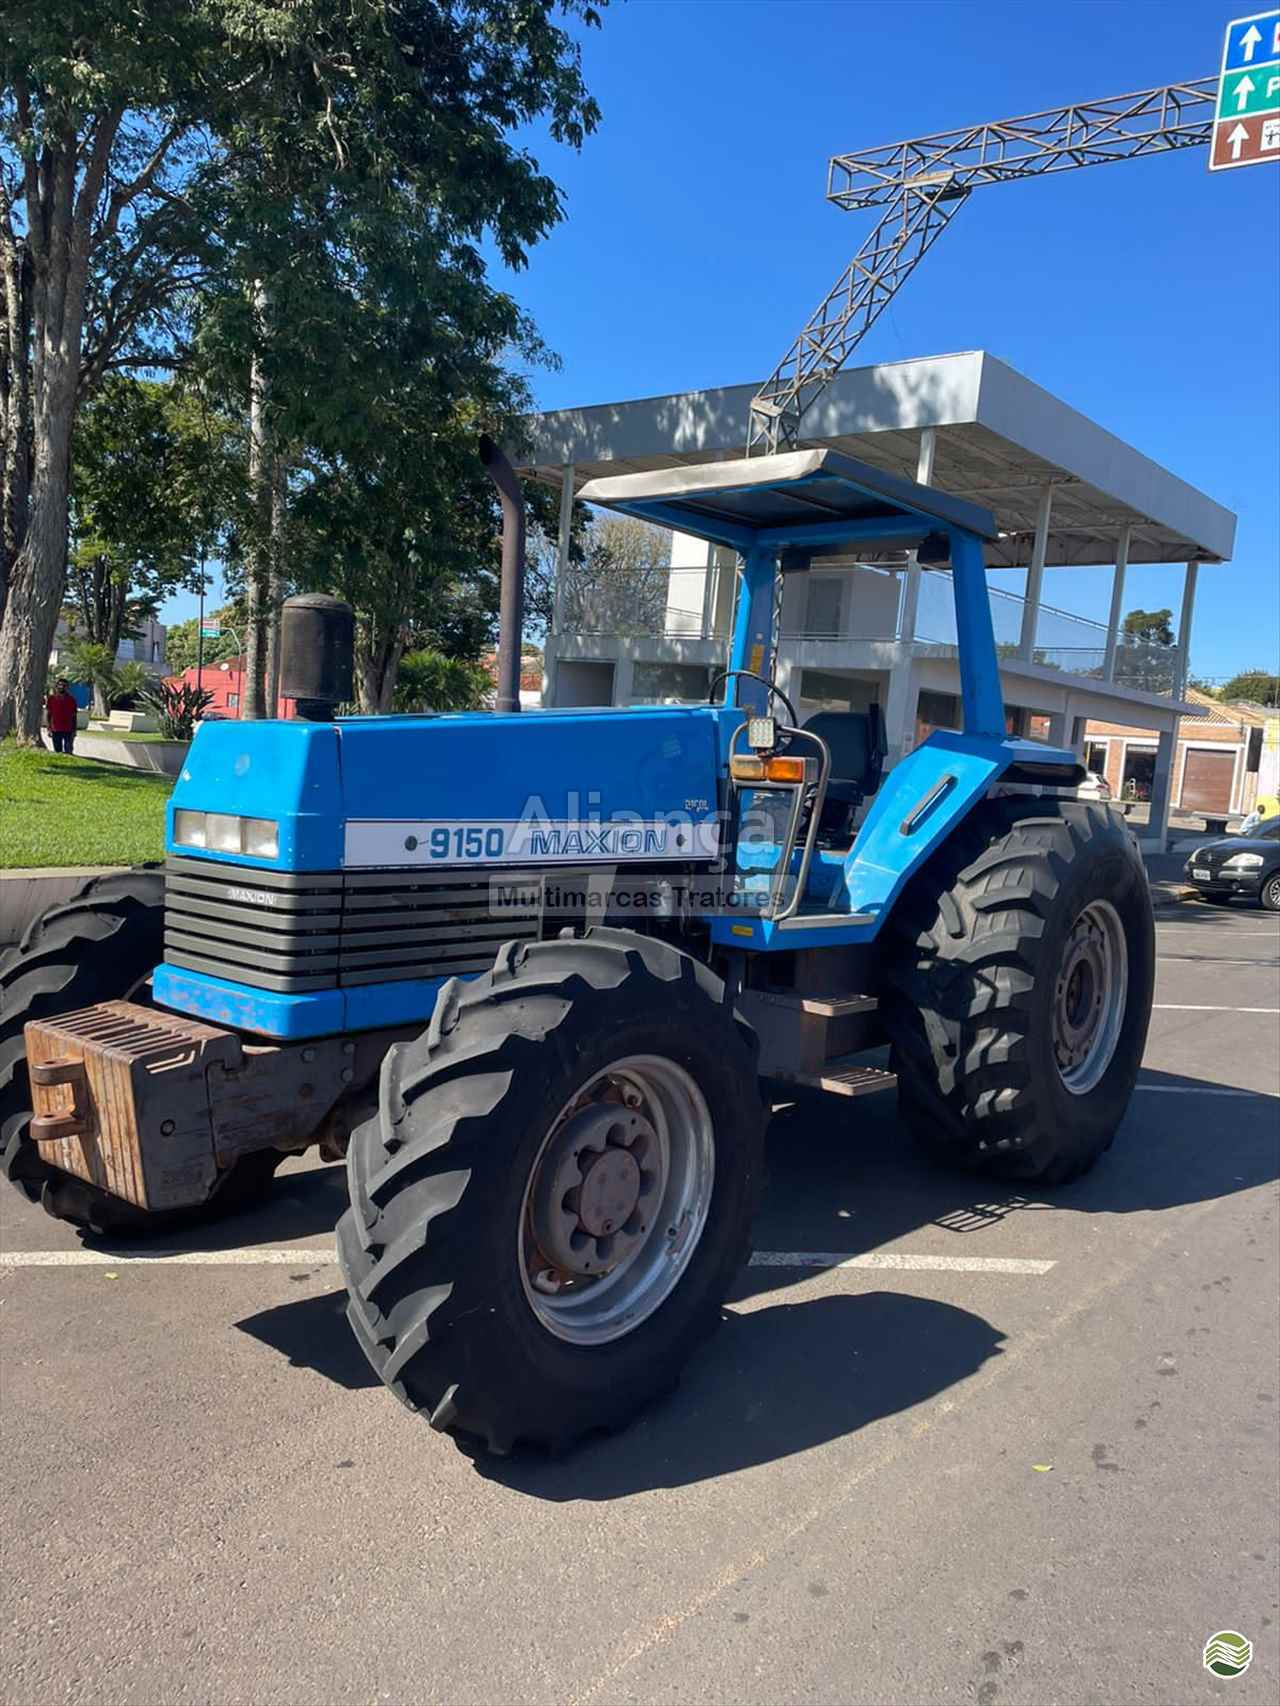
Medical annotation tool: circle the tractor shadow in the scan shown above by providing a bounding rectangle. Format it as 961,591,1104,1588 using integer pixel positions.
224,1068,1276,1489
77,1154,349,1256
474,1291,1004,1498
730,1065,1280,1299
236,1286,378,1392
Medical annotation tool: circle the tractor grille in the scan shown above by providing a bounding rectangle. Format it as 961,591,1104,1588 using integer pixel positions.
163,855,543,993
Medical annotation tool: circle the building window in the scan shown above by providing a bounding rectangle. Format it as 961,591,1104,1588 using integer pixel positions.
227,693,238,710
916,689,959,745
1086,741,1108,775
799,670,880,715
630,662,711,704
1121,745,1156,802
805,576,844,638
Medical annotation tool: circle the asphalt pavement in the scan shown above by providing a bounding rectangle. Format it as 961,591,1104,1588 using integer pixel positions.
2,898,1277,1706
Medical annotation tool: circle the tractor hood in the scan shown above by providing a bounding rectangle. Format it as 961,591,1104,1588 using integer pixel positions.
167,707,735,874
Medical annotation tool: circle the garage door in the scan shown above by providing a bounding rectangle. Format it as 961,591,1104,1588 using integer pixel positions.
1180,747,1234,814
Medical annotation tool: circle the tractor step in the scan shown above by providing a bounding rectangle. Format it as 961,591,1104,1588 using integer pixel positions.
774,911,874,933
785,1058,898,1098
783,993,878,1017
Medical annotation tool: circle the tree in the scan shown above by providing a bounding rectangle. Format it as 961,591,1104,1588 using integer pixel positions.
394,650,491,713
1115,606,1177,695
0,1,222,739
66,375,241,663
59,636,118,717
1,1,605,738
163,605,243,676
567,515,673,636
1219,670,1280,707
1121,607,1175,647
183,0,605,716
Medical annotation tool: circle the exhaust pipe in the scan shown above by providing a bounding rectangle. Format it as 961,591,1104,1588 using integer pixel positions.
479,434,524,715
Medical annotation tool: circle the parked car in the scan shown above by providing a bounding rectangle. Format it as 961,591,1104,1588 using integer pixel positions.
1184,817,1280,910
1078,769,1112,802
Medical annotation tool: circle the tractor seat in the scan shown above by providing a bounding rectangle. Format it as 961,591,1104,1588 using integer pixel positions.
802,708,886,845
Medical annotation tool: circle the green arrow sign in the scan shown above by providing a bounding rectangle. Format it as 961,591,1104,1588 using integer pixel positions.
1218,63,1280,117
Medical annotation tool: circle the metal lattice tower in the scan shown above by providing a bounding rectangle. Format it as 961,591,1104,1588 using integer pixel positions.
747,78,1217,455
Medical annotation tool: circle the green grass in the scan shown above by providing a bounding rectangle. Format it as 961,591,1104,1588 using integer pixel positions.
0,741,171,869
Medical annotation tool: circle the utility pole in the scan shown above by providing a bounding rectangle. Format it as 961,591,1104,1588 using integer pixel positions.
195,545,207,697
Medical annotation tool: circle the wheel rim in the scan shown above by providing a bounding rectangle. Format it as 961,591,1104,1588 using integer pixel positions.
1265,877,1280,909
1052,899,1129,1096
519,1054,715,1346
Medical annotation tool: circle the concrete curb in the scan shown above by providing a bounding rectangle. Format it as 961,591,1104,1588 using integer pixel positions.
0,866,123,948
63,732,189,776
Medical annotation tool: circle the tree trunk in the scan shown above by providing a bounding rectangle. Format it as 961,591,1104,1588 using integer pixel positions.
0,373,76,741
355,618,404,714
263,452,286,716
242,326,271,720
0,111,119,741
0,240,33,627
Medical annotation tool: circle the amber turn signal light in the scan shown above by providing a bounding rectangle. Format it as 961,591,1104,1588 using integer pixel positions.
729,754,812,784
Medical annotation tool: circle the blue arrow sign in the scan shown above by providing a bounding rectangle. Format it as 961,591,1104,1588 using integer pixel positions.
1222,9,1280,72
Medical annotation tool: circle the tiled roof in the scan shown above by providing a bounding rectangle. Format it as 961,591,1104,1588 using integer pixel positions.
1185,688,1271,729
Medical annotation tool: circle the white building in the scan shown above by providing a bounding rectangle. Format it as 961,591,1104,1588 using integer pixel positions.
519,351,1237,850
49,614,168,675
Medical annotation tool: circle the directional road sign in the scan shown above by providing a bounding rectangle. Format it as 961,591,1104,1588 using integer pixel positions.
1211,10,1280,169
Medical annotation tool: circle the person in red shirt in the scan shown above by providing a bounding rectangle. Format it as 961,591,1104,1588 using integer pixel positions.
45,680,79,755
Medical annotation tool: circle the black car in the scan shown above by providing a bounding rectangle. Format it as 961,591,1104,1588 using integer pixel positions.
1184,817,1280,910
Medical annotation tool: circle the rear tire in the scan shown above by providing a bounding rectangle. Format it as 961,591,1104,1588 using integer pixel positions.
1,869,283,1235
882,800,1154,1185
338,929,764,1453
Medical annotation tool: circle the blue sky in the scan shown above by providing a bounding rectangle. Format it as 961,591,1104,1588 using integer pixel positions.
166,0,1279,683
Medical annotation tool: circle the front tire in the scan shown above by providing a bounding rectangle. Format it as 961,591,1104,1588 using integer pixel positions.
882,800,1154,1185
337,929,764,1453
1260,874,1280,913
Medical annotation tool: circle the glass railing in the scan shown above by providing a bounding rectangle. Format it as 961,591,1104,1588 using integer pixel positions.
557,563,1186,695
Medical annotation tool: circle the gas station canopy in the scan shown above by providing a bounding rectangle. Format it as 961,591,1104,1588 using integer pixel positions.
521,351,1237,568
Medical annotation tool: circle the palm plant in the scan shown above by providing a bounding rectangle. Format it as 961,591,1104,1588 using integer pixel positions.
60,638,118,717
139,679,212,742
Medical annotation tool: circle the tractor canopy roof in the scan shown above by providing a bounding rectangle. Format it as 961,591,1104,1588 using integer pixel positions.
576,446,998,555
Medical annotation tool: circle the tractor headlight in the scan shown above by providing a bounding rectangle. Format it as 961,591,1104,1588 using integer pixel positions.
206,813,243,852
1221,853,1263,871
242,816,280,859
173,809,207,848
173,811,279,859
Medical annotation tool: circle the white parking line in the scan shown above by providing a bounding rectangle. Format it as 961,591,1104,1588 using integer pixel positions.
1156,926,1280,934
0,1247,1055,1275
1157,955,1280,965
1136,1084,1279,1097
0,1247,334,1267
1153,1003,1280,1014
747,1251,1055,1275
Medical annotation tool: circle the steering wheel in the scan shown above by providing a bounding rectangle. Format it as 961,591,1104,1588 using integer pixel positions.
707,669,798,729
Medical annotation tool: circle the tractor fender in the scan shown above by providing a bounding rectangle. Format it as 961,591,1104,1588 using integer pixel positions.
837,732,1084,930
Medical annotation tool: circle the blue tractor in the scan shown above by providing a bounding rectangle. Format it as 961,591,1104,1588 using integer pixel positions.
1,446,1154,1452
